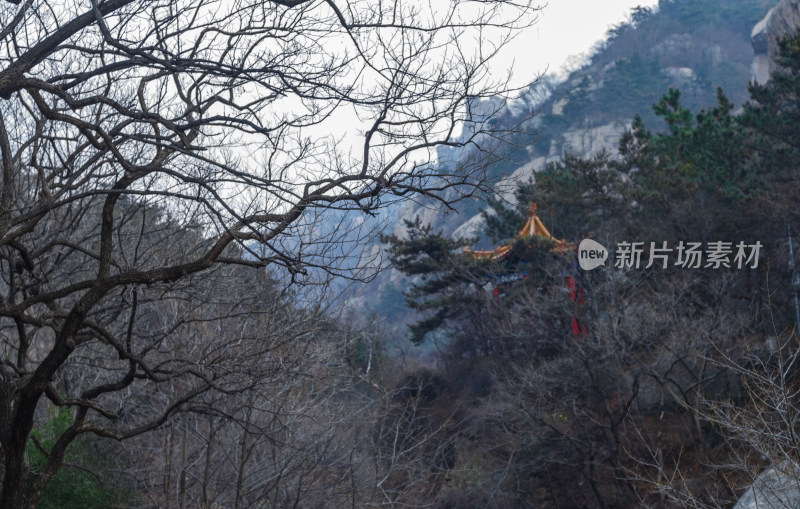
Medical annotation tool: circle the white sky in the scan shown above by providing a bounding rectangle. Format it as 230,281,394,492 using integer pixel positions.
504,0,661,83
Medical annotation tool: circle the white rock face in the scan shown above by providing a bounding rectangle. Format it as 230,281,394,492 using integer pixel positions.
388,119,630,246
452,213,488,241
752,51,773,84
560,122,629,157
478,121,629,222
662,66,695,83
493,156,547,204
552,98,569,116
391,203,443,238
751,0,800,83
734,469,800,509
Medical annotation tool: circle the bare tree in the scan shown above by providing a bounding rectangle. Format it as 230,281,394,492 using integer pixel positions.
117,284,373,509
0,0,541,505
622,325,800,509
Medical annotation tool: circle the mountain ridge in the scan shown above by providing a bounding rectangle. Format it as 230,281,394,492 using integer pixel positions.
344,0,780,331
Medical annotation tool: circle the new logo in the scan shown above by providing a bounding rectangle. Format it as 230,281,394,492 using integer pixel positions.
578,239,608,271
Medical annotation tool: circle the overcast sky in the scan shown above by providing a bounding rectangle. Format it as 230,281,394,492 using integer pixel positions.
504,0,661,82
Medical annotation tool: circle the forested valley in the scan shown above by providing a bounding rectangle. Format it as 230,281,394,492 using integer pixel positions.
3,0,800,508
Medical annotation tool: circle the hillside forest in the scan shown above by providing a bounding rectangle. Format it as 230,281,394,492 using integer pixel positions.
4,0,800,508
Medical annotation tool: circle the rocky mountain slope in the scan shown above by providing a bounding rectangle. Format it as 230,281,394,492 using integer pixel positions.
344,0,780,331
752,0,800,82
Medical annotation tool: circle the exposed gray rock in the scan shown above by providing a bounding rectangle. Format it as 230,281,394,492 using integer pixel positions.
493,156,547,204
662,66,695,84
551,98,569,116
652,33,696,59
560,122,629,157
752,0,800,83
393,120,629,246
391,202,447,238
452,213,488,241
602,60,618,73
734,468,800,509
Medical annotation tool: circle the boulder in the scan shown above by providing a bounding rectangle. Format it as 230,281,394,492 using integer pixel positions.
734,468,800,509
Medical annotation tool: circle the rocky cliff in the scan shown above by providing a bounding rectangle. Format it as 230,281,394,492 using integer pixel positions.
344,0,777,329
752,0,800,82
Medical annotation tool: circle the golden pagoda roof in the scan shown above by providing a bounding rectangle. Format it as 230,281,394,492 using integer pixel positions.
464,203,574,259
